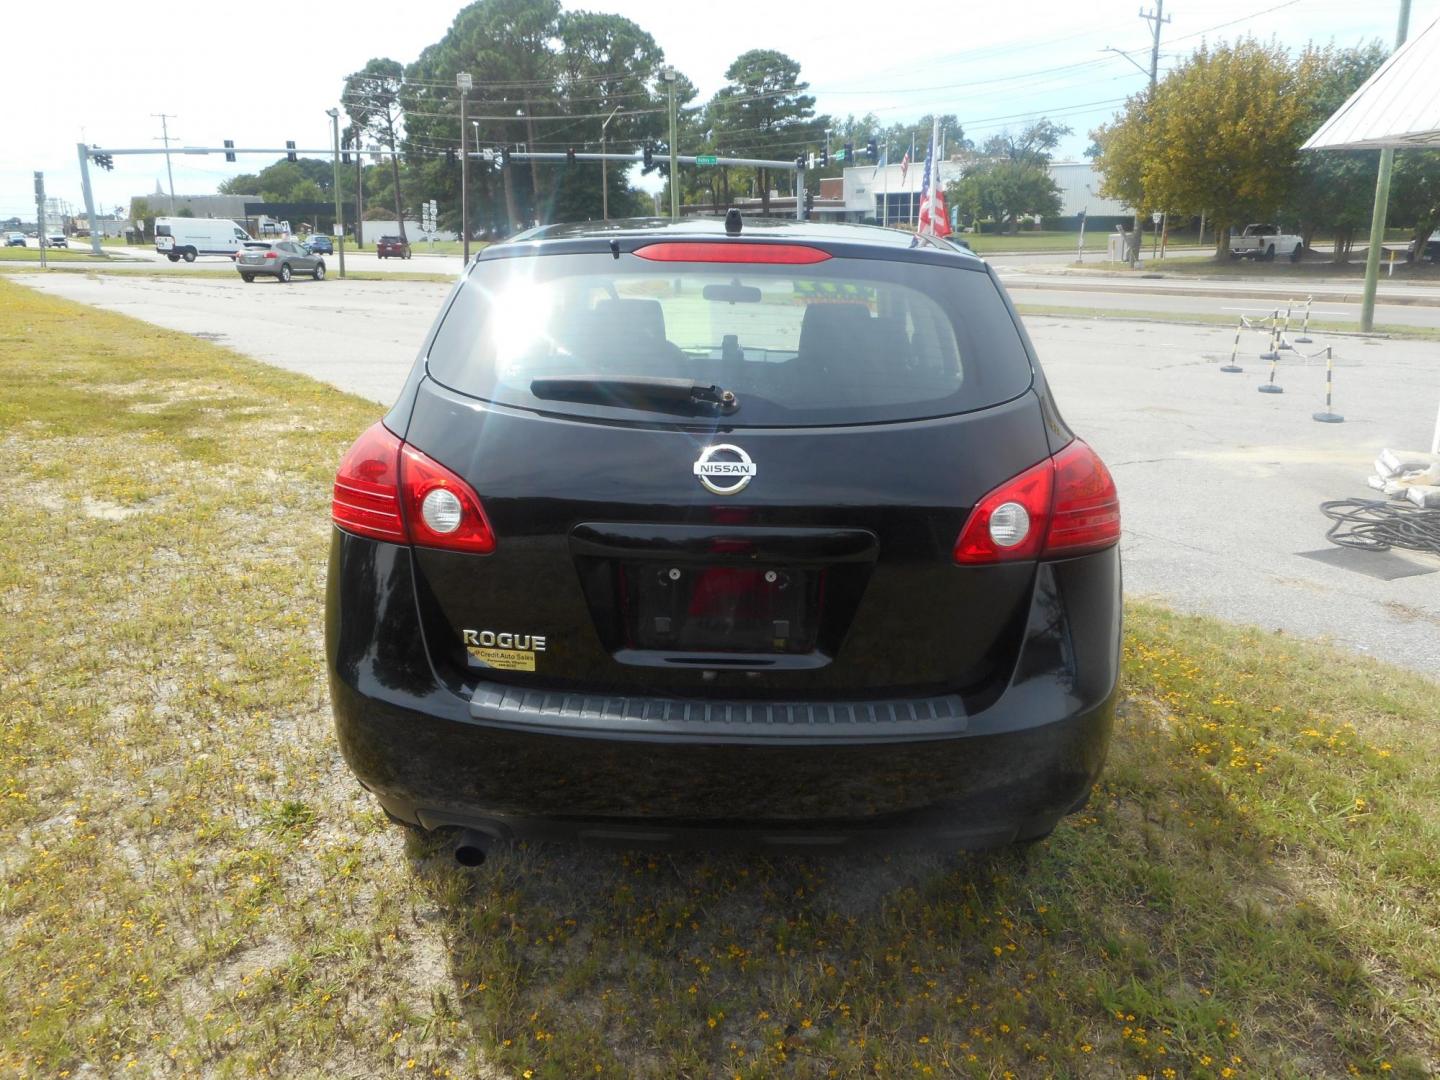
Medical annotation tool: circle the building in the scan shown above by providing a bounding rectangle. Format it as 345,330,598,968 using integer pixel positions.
132,182,261,221
839,159,1130,228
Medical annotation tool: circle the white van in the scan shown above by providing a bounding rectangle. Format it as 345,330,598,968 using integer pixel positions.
154,218,252,262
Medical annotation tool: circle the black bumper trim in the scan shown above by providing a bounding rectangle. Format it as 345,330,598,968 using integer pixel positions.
468,681,967,742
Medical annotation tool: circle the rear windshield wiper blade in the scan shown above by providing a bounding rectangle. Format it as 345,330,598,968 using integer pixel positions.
530,375,737,412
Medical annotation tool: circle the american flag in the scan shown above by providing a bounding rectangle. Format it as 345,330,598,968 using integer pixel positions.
898,147,910,184
916,125,951,238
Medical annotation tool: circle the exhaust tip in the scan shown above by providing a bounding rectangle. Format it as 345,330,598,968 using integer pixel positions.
451,828,496,868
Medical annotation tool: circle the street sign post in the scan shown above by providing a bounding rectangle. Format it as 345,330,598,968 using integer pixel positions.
695,154,717,166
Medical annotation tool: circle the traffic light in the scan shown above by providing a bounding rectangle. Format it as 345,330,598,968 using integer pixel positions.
866,138,878,160
501,146,512,167
90,149,113,171
804,189,814,219
224,139,235,162
844,142,854,163
286,141,297,162
566,147,576,165
643,144,654,168
819,146,828,168
445,147,457,164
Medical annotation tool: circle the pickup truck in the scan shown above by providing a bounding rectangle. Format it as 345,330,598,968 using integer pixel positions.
1230,223,1303,262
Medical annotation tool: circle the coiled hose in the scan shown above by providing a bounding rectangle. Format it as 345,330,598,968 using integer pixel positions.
1320,499,1440,556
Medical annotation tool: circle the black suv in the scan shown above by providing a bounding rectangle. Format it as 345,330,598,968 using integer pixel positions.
327,218,1121,852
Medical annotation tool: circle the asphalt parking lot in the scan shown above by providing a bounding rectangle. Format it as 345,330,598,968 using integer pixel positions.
19,272,1440,672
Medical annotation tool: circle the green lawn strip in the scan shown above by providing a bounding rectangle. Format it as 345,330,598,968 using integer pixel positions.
1,275,1436,1078
0,247,121,264
1014,303,1439,341
1077,256,1440,282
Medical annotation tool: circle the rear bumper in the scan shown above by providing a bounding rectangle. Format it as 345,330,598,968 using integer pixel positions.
327,532,1120,848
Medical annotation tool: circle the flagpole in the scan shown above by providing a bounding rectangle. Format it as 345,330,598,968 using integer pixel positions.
909,132,916,227
882,143,889,226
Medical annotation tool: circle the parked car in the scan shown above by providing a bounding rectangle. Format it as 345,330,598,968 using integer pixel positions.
326,217,1122,857
44,234,68,249
4,232,25,247
155,217,252,262
376,234,411,259
234,239,326,283
1230,223,1303,262
305,234,334,255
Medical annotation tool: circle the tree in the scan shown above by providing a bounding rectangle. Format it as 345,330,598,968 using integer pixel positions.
218,174,261,196
1389,150,1440,260
1281,42,1388,261
1093,38,1322,255
710,49,820,214
950,160,1061,232
345,58,409,240
982,120,1071,165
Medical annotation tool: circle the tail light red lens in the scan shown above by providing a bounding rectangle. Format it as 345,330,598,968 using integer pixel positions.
264,251,277,259
331,422,496,554
331,422,405,543
953,440,1119,564
398,443,496,554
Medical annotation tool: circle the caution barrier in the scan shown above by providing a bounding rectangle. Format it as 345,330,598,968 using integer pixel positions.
1313,347,1343,424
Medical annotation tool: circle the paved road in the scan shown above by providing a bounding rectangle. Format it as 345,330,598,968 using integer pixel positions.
39,239,467,277
17,273,1440,674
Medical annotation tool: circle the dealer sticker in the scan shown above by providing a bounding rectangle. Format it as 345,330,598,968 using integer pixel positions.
467,646,536,672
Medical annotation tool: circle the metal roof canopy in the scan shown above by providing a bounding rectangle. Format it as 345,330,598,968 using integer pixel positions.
1304,16,1440,150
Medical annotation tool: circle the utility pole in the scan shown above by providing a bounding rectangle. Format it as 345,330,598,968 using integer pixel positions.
662,67,679,219
458,72,472,263
34,173,47,269
1360,0,1413,332
351,131,364,249
152,113,178,213
326,108,346,279
601,105,621,221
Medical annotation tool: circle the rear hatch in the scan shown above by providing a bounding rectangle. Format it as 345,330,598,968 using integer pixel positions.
401,237,1049,701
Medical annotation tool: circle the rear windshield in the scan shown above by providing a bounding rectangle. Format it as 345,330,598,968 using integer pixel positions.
155,225,171,237
426,249,1033,426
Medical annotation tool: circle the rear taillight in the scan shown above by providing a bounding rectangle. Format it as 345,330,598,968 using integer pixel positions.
264,251,277,259
331,422,405,543
398,443,496,553
953,440,1119,564
331,422,496,553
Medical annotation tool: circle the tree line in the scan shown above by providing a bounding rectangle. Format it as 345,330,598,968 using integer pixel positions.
1093,38,1440,260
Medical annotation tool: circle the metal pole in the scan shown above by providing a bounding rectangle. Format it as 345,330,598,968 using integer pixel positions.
354,133,364,249
77,144,102,256
663,68,679,219
601,106,621,222
458,73,472,263
1359,0,1412,332
327,109,345,279
153,114,177,214
33,172,47,269
882,143,889,226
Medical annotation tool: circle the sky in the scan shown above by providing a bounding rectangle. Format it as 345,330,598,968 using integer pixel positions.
5,0,1434,221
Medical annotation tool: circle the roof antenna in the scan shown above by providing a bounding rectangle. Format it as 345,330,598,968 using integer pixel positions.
724,208,742,236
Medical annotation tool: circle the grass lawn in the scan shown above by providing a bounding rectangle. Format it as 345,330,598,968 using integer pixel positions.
1085,254,1440,281
0,246,118,264
1,275,1437,1078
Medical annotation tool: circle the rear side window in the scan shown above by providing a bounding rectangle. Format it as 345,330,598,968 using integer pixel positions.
156,225,171,237
427,249,1033,426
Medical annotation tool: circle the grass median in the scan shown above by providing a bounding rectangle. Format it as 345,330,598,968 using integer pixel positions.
1,275,1436,1079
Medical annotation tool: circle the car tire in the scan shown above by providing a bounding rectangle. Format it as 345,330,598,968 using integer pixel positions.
279,263,292,283
1263,244,1276,262
1289,243,1302,263
314,262,326,281
240,273,255,283
167,254,180,262
182,248,197,263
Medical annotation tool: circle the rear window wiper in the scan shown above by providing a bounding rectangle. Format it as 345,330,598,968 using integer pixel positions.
529,375,738,413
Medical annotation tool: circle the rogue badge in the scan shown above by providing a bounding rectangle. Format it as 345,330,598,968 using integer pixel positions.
693,444,756,495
